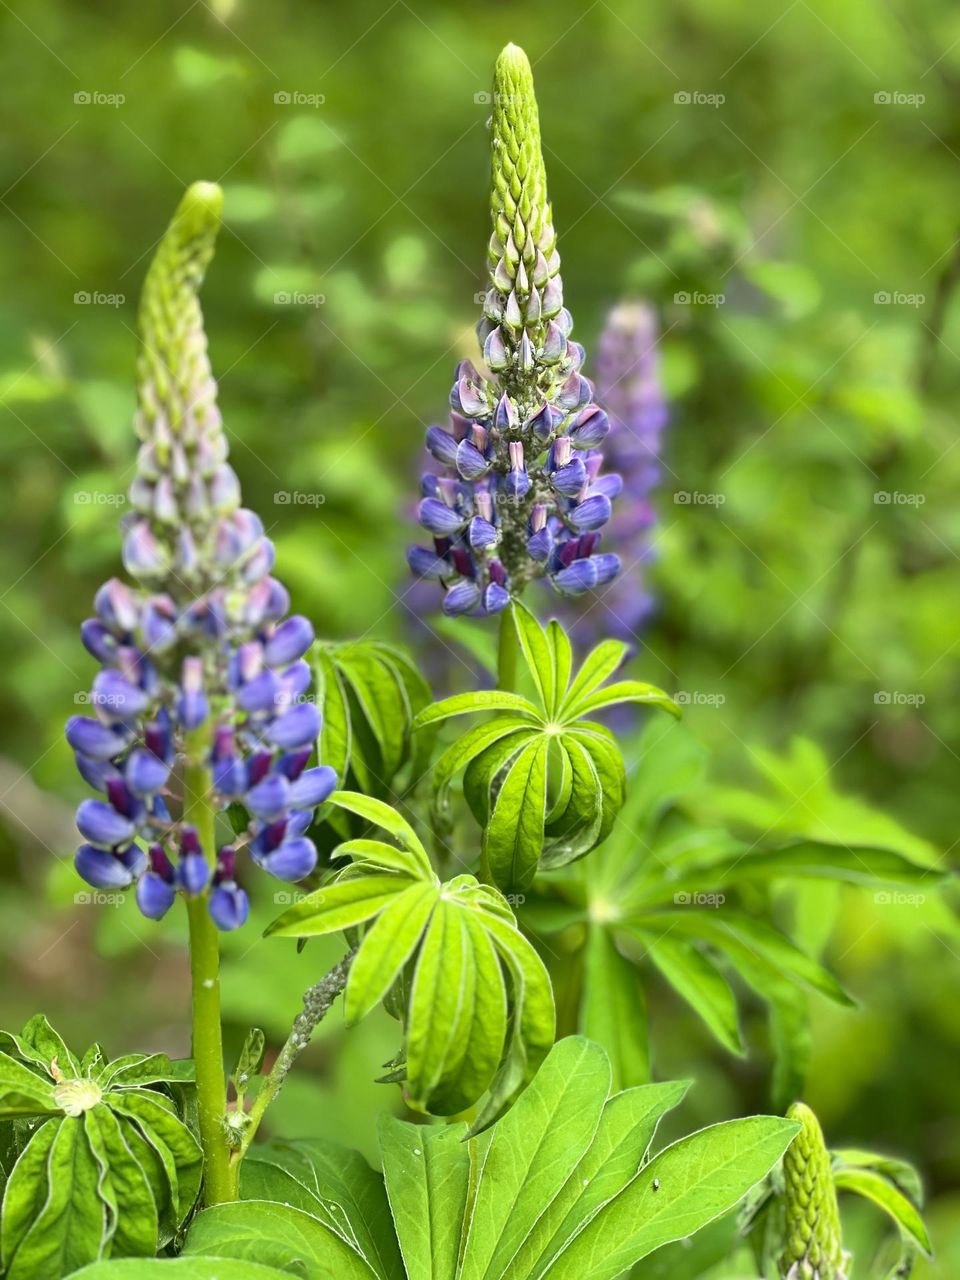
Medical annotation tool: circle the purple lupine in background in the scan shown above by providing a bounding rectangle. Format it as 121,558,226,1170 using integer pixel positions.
575,300,668,641
67,183,334,930
407,45,622,616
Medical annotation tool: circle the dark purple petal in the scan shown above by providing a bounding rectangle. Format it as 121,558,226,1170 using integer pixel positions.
177,853,210,896
74,752,121,793
552,559,599,596
265,616,315,666
426,426,459,466
468,517,498,550
75,844,136,890
419,497,465,536
442,581,482,616
483,583,511,614
407,546,450,579
570,406,610,448
80,620,118,663
261,837,318,882
66,716,130,761
551,459,587,497
246,774,290,819
137,872,176,920
526,527,553,562
456,439,490,480
288,765,336,809
265,702,322,749
209,882,249,931
277,748,312,781
569,494,612,532
76,799,136,848
125,748,170,796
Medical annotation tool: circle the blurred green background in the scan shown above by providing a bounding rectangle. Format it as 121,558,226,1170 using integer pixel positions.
1,0,959,1273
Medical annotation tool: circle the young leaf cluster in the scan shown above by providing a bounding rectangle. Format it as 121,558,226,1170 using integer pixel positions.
0,1017,200,1278
266,791,554,1122
414,602,678,891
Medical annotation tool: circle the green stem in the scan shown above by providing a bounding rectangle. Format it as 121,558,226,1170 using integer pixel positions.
234,949,355,1165
184,740,237,1205
497,608,519,692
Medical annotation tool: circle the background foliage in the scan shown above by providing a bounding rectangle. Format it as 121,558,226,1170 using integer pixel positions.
0,1,958,1274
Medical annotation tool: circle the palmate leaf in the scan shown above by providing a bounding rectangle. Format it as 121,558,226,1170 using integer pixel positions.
0,1017,200,1277
265,791,554,1122
192,1037,797,1280
412,602,678,891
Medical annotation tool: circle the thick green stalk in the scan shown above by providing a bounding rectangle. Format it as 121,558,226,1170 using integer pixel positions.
183,733,236,1205
781,1102,847,1279
497,609,519,692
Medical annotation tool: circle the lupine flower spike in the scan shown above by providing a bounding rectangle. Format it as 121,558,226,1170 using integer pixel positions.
408,44,623,614
781,1103,850,1280
67,182,334,929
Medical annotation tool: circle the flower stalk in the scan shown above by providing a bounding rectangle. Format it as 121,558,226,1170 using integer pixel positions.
781,1102,849,1280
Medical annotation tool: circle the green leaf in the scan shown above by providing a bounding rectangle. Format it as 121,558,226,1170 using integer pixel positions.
378,1115,470,1280
68,1260,288,1279
720,840,941,887
406,902,472,1111
241,1137,404,1279
345,883,438,1026
83,1104,158,1257
510,601,554,715
0,1053,57,1118
463,731,534,830
564,679,680,722
511,1079,690,1277
265,875,410,938
430,717,536,801
183,1200,378,1278
334,838,428,879
231,1029,266,1099
546,620,573,717
20,1014,82,1077
483,737,549,892
328,792,431,872
459,1037,610,1280
315,649,351,791
542,1115,800,1279
643,933,743,1054
336,647,409,784
412,690,541,730
450,911,509,1112
1,1117,61,1272
108,1090,202,1225
832,1149,923,1205
559,639,629,715
580,926,649,1088
833,1167,932,1255
2,1113,105,1280
100,1053,194,1089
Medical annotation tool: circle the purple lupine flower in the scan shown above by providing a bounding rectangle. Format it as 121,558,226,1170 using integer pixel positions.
67,183,336,930
406,46,622,615
575,301,668,639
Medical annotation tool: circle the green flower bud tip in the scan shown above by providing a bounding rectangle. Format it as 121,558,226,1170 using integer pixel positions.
781,1102,849,1280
